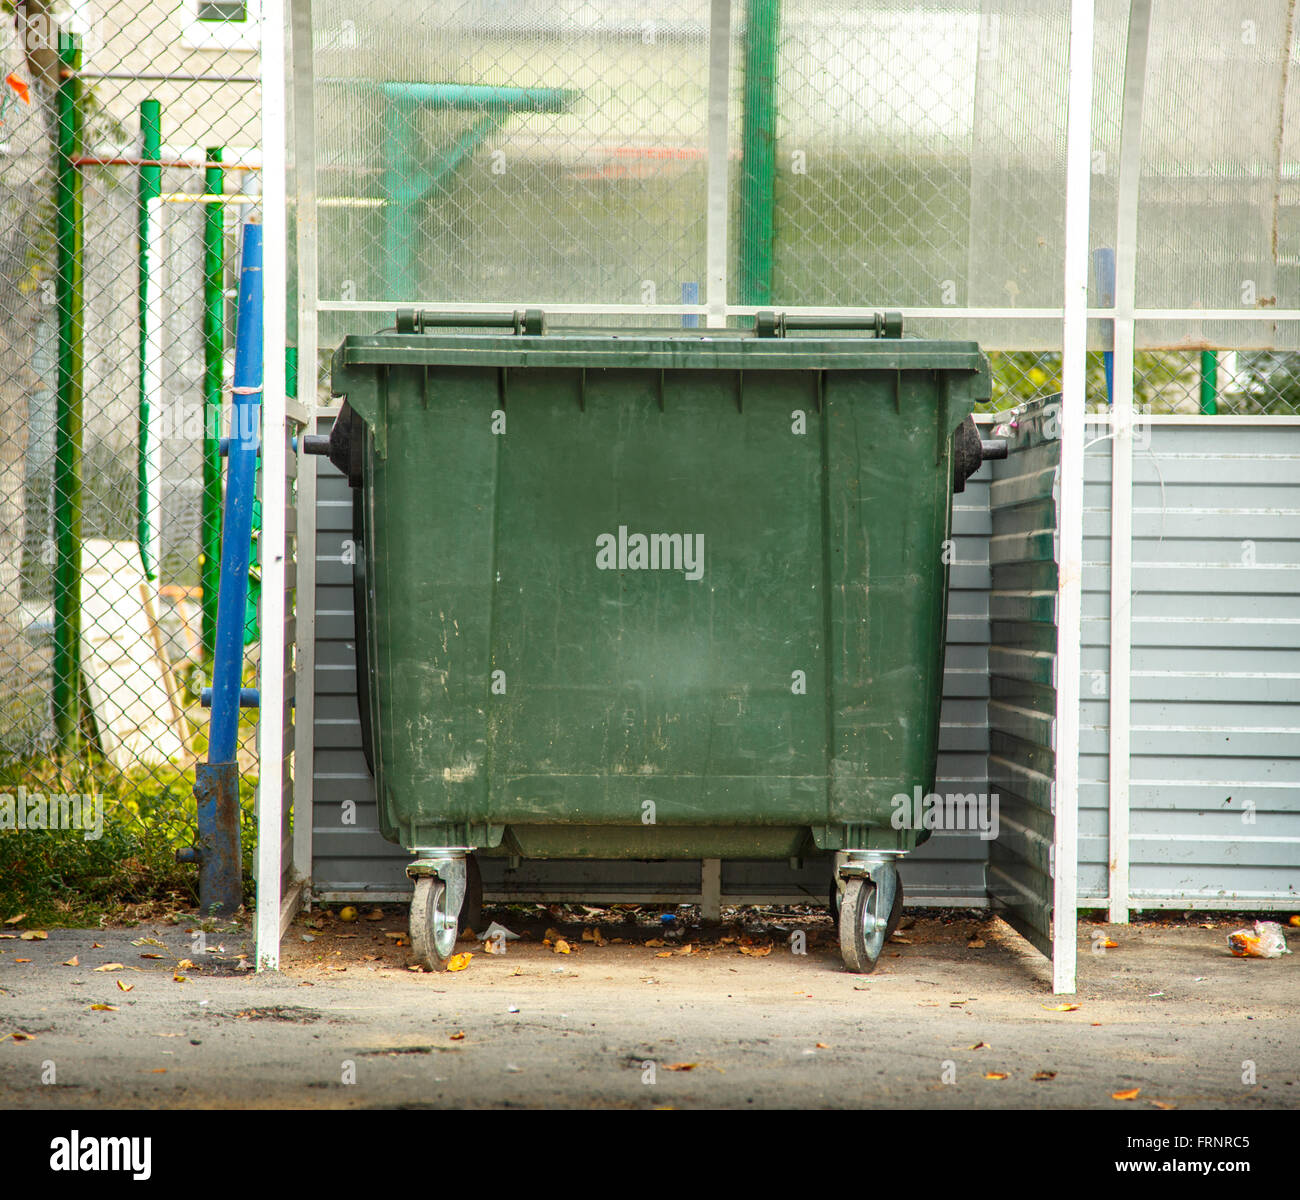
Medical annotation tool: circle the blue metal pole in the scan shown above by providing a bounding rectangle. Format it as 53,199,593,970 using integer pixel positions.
190,220,263,916
209,220,262,762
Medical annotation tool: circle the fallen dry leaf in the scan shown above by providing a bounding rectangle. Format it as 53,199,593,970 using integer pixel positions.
677,944,695,956
139,953,164,960
967,939,986,948
4,914,27,925
1150,1099,1176,1110
1102,938,1119,949
445,952,473,972
150,1068,167,1074
1042,1003,1080,1012
1032,1071,1057,1081
9,1031,35,1041
62,956,79,967
14,958,31,963
449,1031,466,1041
554,939,572,955
665,1063,697,1072
176,959,194,970
645,938,666,948
968,1042,988,1050
984,1072,1008,1080
92,942,103,949
19,931,47,941
654,951,672,958
815,1042,830,1049
738,945,772,957
1112,1087,1141,1101
544,927,562,942
93,963,125,972
116,980,133,993
1287,915,1300,928
89,1004,117,1012
172,974,187,983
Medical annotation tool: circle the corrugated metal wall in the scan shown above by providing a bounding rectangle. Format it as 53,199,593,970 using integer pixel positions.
986,402,1059,955
1123,424,1299,909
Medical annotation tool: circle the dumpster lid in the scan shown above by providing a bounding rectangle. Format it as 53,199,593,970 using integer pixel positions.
336,310,988,374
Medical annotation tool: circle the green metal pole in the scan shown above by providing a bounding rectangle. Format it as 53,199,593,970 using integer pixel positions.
137,99,161,575
739,0,780,308
201,147,225,661
1199,350,1219,414
53,33,84,752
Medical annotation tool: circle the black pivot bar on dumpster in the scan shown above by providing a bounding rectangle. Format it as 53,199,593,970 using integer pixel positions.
754,310,903,339
395,308,547,336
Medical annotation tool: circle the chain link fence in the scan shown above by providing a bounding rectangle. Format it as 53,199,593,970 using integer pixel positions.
1,0,263,917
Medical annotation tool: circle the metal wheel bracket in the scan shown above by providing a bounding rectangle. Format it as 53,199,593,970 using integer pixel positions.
406,850,469,917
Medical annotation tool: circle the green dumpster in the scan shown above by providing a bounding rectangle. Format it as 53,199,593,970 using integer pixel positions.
322,310,993,971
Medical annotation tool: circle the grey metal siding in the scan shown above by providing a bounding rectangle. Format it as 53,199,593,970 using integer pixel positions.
1125,425,1300,909
1078,426,1112,901
986,401,1059,956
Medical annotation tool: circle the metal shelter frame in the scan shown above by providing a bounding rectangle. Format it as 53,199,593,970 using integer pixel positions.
253,0,1300,994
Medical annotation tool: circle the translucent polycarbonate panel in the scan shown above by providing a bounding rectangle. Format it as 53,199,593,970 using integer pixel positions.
759,0,980,310
311,0,709,324
966,1,1071,321
1134,0,1294,334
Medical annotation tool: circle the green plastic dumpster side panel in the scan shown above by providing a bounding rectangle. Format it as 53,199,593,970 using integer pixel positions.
333,331,988,859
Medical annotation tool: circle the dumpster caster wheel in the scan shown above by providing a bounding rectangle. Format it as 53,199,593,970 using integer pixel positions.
839,867,899,973
831,872,903,939
410,877,459,969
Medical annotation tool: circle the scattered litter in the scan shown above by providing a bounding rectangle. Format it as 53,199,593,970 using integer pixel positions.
1227,921,1290,959
300,934,315,943
506,1004,520,1013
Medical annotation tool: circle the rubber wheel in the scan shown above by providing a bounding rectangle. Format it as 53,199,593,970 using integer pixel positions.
839,876,895,973
410,877,458,970
830,872,904,939
460,855,484,940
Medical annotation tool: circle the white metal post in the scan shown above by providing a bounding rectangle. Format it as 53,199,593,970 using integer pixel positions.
256,0,289,971
1053,0,1096,995
1107,0,1151,925
705,0,731,328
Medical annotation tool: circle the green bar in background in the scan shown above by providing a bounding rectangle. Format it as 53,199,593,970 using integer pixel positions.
53,34,84,752
201,147,225,661
137,98,161,575
738,0,780,308
1199,349,1219,415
